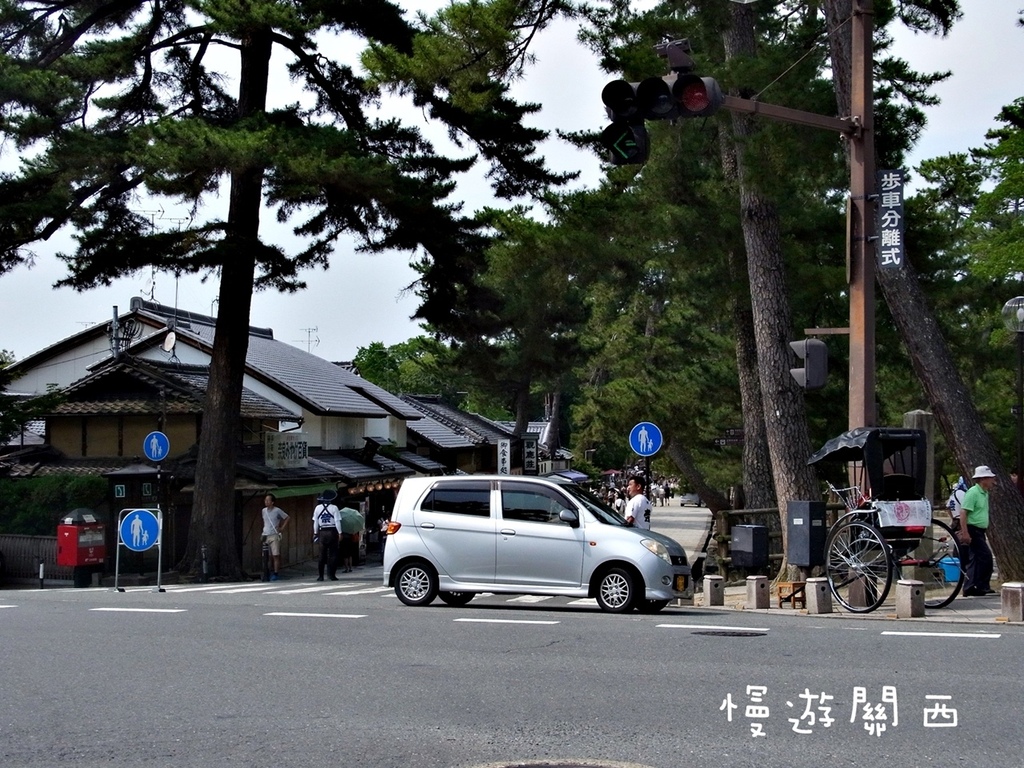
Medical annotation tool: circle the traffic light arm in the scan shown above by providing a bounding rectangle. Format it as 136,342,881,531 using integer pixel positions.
722,95,858,137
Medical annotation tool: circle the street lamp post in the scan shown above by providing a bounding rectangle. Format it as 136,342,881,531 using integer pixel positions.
1001,296,1024,494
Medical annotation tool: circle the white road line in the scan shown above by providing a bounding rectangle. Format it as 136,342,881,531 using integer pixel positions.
324,586,392,596
264,612,366,618
881,631,1001,639
508,595,555,603
90,607,187,613
454,618,560,625
0,605,18,609
274,585,355,595
567,598,598,606
657,623,771,632
204,585,280,594
160,584,245,592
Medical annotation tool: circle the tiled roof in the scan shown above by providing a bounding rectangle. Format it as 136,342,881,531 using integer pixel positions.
391,449,447,474
131,298,421,420
50,359,296,421
400,395,514,449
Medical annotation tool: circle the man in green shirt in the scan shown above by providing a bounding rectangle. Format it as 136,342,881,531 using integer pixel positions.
959,465,996,596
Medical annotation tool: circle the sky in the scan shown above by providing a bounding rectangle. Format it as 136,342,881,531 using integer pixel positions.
1,1,1021,364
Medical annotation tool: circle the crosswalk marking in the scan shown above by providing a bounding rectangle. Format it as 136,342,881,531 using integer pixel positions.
568,598,599,606
204,585,281,594
274,585,361,595
508,595,555,603
324,586,392,596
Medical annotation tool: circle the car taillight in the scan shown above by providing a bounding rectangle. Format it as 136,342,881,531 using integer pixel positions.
386,521,402,535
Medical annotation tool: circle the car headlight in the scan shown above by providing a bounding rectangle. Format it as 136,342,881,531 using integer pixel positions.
640,538,671,563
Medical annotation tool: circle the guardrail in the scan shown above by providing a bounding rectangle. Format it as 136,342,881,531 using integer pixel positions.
0,534,73,584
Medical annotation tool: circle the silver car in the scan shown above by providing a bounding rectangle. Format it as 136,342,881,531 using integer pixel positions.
382,475,691,613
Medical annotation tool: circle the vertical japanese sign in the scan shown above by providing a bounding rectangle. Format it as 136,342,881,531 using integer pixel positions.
497,439,511,475
522,438,538,475
876,169,905,270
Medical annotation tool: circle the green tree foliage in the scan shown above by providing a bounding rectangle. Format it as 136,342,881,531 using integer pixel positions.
0,0,568,576
0,475,107,535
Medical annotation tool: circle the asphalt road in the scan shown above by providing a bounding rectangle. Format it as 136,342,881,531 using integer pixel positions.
3,581,1021,768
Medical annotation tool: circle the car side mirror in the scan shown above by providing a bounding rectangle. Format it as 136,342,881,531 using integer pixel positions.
558,509,579,527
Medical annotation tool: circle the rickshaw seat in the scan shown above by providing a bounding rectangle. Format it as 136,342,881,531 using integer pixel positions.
878,473,915,500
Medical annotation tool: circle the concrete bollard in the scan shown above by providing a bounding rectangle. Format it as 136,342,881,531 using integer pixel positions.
746,575,769,609
896,579,925,618
703,574,725,606
805,577,833,614
1001,582,1024,622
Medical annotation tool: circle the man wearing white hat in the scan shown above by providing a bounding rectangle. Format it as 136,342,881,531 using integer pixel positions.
959,465,997,596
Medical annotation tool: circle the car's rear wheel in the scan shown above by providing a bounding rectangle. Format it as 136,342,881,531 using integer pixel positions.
437,591,474,606
637,599,670,614
596,567,637,613
394,561,438,606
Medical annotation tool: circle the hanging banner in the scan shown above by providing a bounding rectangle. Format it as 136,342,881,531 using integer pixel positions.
497,439,511,475
876,169,905,270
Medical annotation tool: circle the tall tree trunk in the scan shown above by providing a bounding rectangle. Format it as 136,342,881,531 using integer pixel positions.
178,28,272,579
720,117,775,511
723,4,819,570
822,0,1024,579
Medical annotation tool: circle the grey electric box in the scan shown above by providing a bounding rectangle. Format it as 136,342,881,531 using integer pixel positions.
731,524,768,568
786,500,827,567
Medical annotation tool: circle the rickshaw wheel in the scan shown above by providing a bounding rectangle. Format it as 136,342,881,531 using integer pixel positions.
826,517,893,613
897,518,964,609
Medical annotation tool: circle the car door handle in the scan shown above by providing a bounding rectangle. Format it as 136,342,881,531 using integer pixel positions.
500,529,516,536
420,522,435,529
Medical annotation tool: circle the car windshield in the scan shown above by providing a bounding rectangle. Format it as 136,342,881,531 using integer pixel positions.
561,484,628,526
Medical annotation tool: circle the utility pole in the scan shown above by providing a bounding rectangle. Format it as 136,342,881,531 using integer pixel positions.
847,0,876,429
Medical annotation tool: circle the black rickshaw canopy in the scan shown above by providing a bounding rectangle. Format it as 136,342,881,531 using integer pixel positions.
807,427,927,501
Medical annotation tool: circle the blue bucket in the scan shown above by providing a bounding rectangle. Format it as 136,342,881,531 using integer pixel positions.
938,557,961,582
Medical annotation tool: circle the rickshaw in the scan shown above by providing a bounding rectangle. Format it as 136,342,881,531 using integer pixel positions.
807,427,964,613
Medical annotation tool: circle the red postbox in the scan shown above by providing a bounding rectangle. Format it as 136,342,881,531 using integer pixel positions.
57,508,106,567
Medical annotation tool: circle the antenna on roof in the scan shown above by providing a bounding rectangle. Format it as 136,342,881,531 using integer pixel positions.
295,327,320,353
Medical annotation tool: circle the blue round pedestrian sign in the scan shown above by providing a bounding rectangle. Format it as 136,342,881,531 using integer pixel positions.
143,431,170,462
629,421,663,457
120,509,160,552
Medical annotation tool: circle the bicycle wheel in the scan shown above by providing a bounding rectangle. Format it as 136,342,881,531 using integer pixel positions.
896,519,964,608
826,517,894,613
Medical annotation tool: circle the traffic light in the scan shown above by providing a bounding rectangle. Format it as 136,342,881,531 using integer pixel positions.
672,74,724,117
599,73,724,164
790,339,828,390
599,79,648,165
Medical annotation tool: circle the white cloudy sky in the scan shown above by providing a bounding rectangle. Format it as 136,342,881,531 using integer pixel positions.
1,1,1021,363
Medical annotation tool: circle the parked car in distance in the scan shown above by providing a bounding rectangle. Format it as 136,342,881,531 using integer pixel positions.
383,475,691,613
679,492,703,507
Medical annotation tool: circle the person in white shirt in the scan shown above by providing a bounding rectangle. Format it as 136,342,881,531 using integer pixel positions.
261,493,289,581
312,491,342,581
624,475,652,530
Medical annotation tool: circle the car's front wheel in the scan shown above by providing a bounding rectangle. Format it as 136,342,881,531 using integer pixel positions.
437,591,474,606
596,567,637,613
394,561,438,606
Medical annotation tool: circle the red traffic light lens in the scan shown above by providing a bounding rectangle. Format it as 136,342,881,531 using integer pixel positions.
678,81,711,113
672,75,723,117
